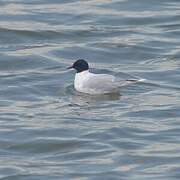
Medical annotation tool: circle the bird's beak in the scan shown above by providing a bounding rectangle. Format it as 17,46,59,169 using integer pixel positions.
67,66,73,69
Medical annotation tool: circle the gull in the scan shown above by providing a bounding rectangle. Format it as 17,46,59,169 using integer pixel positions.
68,59,143,95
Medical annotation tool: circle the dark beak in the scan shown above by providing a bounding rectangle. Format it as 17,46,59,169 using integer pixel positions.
67,66,73,69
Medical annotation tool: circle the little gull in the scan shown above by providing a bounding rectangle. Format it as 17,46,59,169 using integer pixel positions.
68,59,143,95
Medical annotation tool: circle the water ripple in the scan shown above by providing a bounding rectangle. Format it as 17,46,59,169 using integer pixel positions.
0,0,180,179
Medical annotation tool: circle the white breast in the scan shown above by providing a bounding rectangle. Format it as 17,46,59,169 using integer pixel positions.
74,70,89,93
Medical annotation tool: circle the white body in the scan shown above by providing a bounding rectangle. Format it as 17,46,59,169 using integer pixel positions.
74,70,133,95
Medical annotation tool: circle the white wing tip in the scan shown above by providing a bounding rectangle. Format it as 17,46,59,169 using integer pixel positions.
137,78,146,82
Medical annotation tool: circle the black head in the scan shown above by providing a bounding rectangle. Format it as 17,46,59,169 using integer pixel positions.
68,59,89,73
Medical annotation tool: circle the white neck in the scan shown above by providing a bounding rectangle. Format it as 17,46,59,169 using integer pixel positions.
75,70,90,81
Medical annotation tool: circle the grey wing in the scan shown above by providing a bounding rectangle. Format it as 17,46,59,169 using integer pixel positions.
114,78,140,87
85,74,118,91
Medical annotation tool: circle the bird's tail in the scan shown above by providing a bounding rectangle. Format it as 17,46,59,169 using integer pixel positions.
118,78,146,87
126,78,146,83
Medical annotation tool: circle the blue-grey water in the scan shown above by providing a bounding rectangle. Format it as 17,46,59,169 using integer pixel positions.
0,0,180,179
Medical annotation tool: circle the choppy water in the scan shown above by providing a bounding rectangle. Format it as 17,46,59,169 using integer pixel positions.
0,0,180,179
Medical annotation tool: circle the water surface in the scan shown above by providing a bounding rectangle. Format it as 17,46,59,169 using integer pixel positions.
0,0,180,179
